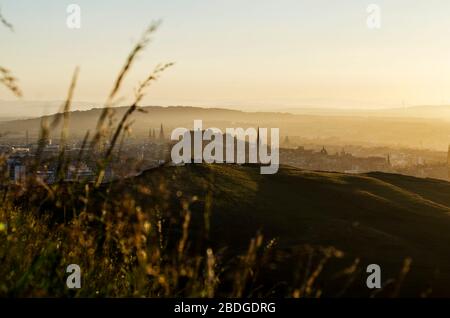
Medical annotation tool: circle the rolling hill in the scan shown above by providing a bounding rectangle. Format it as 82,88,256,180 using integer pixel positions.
110,163,450,296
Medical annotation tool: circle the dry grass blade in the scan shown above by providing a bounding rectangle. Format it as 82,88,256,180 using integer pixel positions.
0,9,21,97
33,117,50,169
135,62,174,105
55,67,80,179
50,67,80,130
0,7,14,32
95,21,161,133
107,22,161,104
73,130,90,181
0,66,22,97
104,62,174,160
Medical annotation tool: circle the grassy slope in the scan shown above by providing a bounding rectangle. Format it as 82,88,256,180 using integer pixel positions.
122,164,450,295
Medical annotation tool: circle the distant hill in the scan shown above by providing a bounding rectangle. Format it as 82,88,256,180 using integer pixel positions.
113,164,450,296
1,105,450,150
280,105,450,119
0,100,100,119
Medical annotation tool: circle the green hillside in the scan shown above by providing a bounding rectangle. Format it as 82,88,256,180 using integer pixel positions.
114,164,450,296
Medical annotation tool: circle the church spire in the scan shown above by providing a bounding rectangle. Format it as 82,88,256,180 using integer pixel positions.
257,126,260,145
159,123,165,140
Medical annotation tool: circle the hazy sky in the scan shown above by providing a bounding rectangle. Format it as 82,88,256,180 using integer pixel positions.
2,0,450,110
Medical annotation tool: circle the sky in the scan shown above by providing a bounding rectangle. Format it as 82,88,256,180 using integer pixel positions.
2,0,450,111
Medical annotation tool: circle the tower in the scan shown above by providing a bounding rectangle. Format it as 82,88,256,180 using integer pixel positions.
159,123,165,141
256,127,260,144
257,127,260,163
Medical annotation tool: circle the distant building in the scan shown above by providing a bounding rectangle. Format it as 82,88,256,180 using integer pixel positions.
7,157,26,182
159,124,165,141
280,145,389,174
